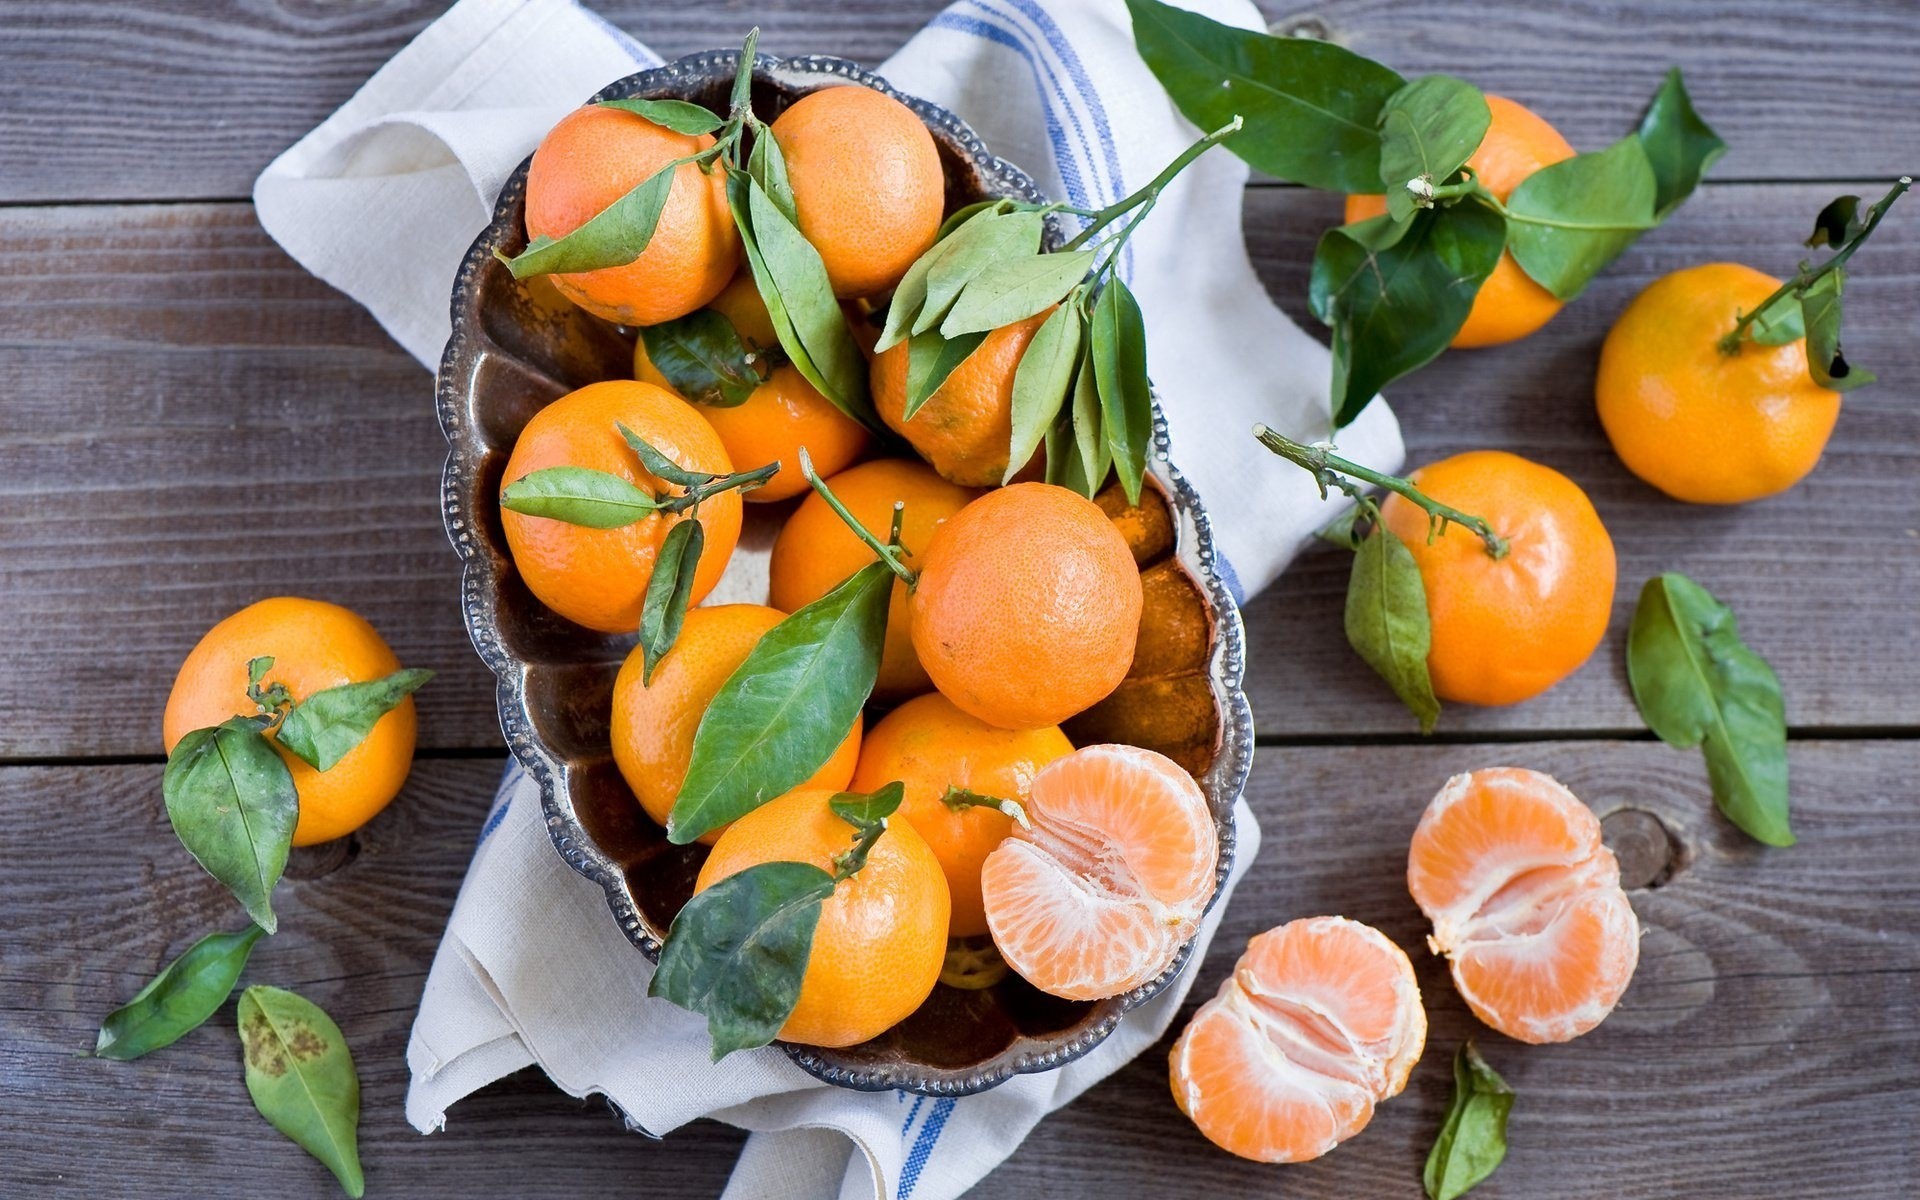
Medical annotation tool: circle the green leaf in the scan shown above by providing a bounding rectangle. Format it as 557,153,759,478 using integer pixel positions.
730,170,873,427
1377,76,1490,222
1310,202,1506,426
1627,573,1792,846
1801,271,1875,392
1006,301,1085,484
1090,278,1153,506
1634,68,1725,219
1126,0,1406,191
617,422,717,489
277,668,433,774
95,927,265,1061
238,986,364,1198
1070,345,1111,493
637,518,703,684
937,199,1011,241
501,160,679,279
747,124,796,222
595,97,725,136
500,466,659,528
1345,526,1440,733
829,780,906,828
164,717,298,933
1044,408,1091,496
649,861,835,1058
1424,1042,1514,1200
1504,135,1658,301
1745,293,1806,346
669,561,892,843
914,210,1046,336
904,328,989,419
939,250,1095,337
1806,194,1864,249
639,309,764,407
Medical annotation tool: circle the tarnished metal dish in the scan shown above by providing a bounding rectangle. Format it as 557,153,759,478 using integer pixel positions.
436,50,1253,1095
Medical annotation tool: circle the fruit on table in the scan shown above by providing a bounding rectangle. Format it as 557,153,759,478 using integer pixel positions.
164,597,417,846
612,605,862,845
1597,262,1842,504
635,275,869,501
1347,94,1576,348
695,787,949,1047
1379,450,1615,707
1408,767,1640,1043
849,692,1073,937
499,380,741,633
524,103,738,325
980,744,1217,1000
911,482,1143,730
768,84,944,299
872,309,1052,487
1170,917,1426,1163
770,458,981,699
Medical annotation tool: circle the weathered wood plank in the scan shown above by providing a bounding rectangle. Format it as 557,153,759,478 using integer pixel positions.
4,742,1913,1196
1,0,1914,202
0,203,499,757
1238,182,1920,735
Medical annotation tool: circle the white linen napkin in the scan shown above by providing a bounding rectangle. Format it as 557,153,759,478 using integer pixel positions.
253,1,1407,1196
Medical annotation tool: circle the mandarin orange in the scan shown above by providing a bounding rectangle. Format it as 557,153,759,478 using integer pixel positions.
525,104,738,325
163,597,417,846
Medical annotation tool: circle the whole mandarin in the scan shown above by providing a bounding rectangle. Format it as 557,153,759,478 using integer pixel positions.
163,597,418,846
500,380,740,634
910,482,1142,729
525,104,738,326
1378,450,1615,706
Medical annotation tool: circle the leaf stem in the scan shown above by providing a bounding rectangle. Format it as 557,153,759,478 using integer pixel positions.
1062,117,1243,251
831,820,887,881
1254,424,1510,560
657,461,781,514
799,447,918,586
1719,175,1912,354
941,786,1031,829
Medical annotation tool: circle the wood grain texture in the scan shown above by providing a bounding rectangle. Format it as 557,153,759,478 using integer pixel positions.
1239,181,1920,736
2,0,1915,202
0,202,499,757
4,742,1913,1196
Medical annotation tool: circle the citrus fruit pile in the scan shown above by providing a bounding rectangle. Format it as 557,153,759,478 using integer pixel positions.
492,38,1236,1060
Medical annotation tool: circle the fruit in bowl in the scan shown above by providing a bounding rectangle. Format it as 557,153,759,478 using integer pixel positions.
439,35,1249,1093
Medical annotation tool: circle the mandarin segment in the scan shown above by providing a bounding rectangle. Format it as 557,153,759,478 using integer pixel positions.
768,85,944,299
1597,262,1841,504
611,605,861,845
499,380,742,634
1170,917,1426,1163
980,744,1217,1001
769,459,982,699
849,693,1072,937
1379,450,1615,707
910,483,1143,730
694,788,949,1048
525,104,739,326
163,597,417,847
1408,768,1641,1043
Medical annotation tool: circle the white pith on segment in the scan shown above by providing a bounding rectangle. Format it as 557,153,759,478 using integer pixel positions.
980,744,1218,1001
1168,917,1427,1164
1408,768,1642,1044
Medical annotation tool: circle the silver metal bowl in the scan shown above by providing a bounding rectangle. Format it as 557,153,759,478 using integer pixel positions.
436,49,1253,1095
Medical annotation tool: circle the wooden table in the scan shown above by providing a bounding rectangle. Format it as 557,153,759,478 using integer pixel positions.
5,2,1916,1196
